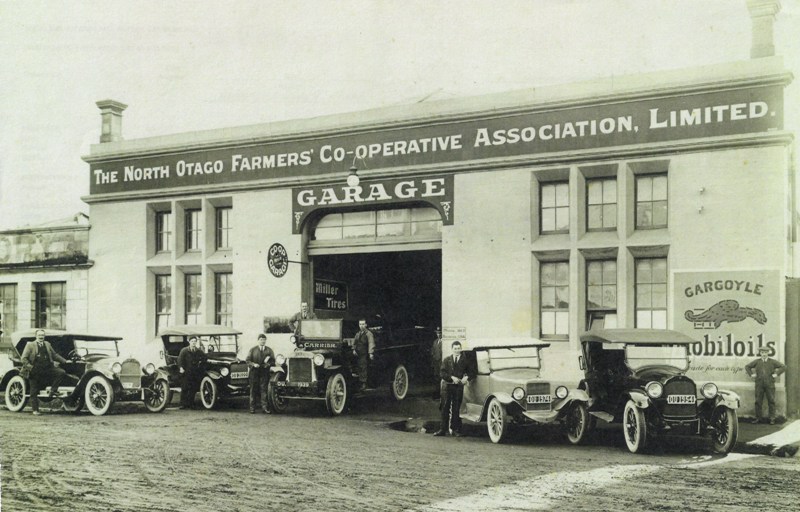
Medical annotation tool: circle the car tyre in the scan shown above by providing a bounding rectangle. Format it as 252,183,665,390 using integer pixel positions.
565,401,590,445
325,372,347,416
710,407,738,454
5,375,28,412
268,375,288,413
85,375,114,416
144,379,171,413
62,396,84,413
200,376,218,409
390,364,409,401
623,399,647,453
487,397,508,444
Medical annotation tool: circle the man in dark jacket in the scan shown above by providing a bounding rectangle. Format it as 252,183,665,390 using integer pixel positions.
352,318,375,390
20,329,69,415
434,340,475,437
178,336,207,409
246,333,275,414
745,346,787,424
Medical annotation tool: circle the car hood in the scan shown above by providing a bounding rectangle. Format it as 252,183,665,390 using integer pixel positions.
633,365,685,382
487,368,542,384
206,352,242,364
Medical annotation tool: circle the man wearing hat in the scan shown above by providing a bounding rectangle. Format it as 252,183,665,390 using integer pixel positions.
246,333,275,414
434,340,475,437
744,346,786,424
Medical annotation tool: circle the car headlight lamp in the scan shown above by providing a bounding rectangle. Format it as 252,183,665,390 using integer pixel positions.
275,354,286,366
646,381,663,399
145,363,156,375
313,354,325,367
220,367,230,377
701,382,718,399
555,386,568,399
111,362,122,374
512,387,525,401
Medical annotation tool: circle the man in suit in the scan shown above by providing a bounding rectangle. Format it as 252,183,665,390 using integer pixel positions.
434,340,475,437
352,318,375,390
246,333,275,414
20,329,69,415
745,346,787,424
177,336,207,409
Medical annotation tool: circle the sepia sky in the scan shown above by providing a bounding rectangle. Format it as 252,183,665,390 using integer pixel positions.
1,0,798,230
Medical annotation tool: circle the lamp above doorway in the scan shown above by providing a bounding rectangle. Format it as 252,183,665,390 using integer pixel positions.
347,155,366,187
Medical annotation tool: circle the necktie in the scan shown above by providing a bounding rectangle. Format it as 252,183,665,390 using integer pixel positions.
454,356,459,365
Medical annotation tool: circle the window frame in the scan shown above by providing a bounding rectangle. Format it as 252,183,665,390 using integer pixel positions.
586,178,617,232
155,274,172,333
540,261,570,338
215,207,232,250
185,208,202,252
635,257,668,329
156,211,173,253
635,174,668,229
33,282,67,329
184,273,202,325
540,182,570,234
214,272,233,326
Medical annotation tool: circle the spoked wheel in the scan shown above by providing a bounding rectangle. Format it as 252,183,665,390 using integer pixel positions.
390,364,409,401
623,399,647,453
268,375,288,413
5,375,28,412
85,375,114,416
710,407,738,454
325,373,347,416
487,397,508,443
565,402,590,445
200,376,218,410
144,379,171,413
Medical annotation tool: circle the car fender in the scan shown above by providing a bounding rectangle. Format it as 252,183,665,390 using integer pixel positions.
716,390,740,410
627,390,650,409
206,370,222,380
479,393,515,422
553,389,590,412
270,366,286,375
0,369,22,390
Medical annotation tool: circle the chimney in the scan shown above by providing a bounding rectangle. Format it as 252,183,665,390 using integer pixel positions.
746,0,781,58
95,99,128,143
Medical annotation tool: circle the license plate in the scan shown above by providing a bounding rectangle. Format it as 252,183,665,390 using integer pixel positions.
286,381,310,388
667,394,696,404
230,372,249,379
124,382,135,389
527,394,551,404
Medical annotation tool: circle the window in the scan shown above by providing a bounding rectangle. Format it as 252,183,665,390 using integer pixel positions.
636,175,668,229
636,258,667,329
0,284,17,346
586,260,617,329
215,273,233,326
313,207,442,241
541,182,569,233
185,274,202,325
185,209,201,251
541,262,569,337
156,275,172,333
587,178,617,231
216,207,232,249
33,282,66,329
156,211,173,252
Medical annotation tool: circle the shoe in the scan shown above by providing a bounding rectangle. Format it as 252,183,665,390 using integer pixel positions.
32,411,41,416
263,409,272,414
433,430,447,436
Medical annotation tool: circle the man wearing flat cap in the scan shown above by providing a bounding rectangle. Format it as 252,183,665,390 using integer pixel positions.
744,346,786,424
246,333,275,414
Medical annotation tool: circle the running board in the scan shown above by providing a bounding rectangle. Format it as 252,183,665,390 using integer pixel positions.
589,411,614,423
37,387,76,398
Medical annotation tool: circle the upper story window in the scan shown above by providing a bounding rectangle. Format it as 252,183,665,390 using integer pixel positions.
185,274,202,325
540,262,569,337
587,178,617,231
635,258,667,329
215,272,233,327
185,209,202,251
216,207,232,249
586,260,617,329
155,274,172,333
541,182,569,234
636,175,668,229
33,282,66,329
314,207,442,241
156,211,173,252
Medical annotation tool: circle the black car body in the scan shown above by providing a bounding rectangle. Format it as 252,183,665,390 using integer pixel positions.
579,328,740,453
1,329,171,415
156,324,247,409
269,319,428,415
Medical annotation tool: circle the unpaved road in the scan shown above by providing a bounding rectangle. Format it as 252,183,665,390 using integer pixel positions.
0,397,797,512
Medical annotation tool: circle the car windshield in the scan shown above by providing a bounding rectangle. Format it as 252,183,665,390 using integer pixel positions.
484,346,541,371
203,335,239,354
300,320,341,339
74,339,120,357
625,344,689,371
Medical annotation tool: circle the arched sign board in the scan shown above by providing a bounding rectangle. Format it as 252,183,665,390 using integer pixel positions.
267,243,289,278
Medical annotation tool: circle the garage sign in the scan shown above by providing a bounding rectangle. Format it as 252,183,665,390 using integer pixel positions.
267,243,289,278
314,279,348,311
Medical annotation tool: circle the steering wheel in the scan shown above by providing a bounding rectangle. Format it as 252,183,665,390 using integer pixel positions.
67,349,81,361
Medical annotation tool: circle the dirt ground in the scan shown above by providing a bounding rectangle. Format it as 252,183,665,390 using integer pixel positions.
0,397,797,512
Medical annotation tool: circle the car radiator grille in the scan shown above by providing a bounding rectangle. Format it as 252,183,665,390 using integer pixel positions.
119,360,142,389
663,379,697,418
230,362,249,383
526,382,551,412
288,358,313,383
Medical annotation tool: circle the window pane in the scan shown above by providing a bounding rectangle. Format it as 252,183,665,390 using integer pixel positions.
603,261,617,283
342,211,375,226
637,284,652,307
342,225,375,239
555,263,569,284
602,204,617,228
316,213,342,228
602,285,617,308
541,287,556,309
636,203,652,228
587,263,602,285
652,259,667,282
638,177,652,201
652,176,668,200
587,181,602,205
541,209,556,232
604,314,618,329
542,312,555,335
637,311,652,329
314,227,342,240
555,183,569,207
555,286,569,308
636,261,652,283
376,222,408,237
653,201,668,227
603,180,617,203
652,284,667,308
377,209,410,224
411,208,441,221
541,185,556,207
587,285,603,308
412,220,442,236
587,205,603,230
555,312,569,335
555,207,569,231
652,310,667,329
541,263,556,285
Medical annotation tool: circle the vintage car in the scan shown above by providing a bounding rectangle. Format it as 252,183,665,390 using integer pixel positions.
268,318,422,415
156,324,248,409
460,342,590,444
0,329,171,415
578,328,740,454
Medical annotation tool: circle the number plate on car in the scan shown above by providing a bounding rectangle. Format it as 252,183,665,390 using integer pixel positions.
527,394,552,404
667,394,696,404
230,372,249,379
124,382,135,389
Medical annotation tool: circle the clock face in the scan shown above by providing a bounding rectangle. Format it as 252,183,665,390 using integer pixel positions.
268,243,288,278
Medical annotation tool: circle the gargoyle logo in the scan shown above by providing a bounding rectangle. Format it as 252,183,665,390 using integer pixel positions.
684,299,767,329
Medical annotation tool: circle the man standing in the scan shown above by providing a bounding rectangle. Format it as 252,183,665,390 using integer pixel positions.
434,340,475,437
352,318,375,390
745,346,786,424
431,327,443,400
178,336,207,410
20,329,68,415
246,333,275,414
289,301,317,333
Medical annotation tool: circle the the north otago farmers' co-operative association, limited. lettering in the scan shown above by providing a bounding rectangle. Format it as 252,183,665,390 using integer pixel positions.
88,85,782,194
